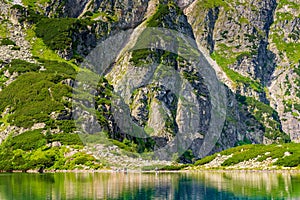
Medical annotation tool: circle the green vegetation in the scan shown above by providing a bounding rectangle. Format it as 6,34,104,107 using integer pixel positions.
194,154,217,166
0,22,9,38
196,0,229,9
0,38,16,46
0,144,102,171
84,10,119,22
147,2,183,27
0,131,100,171
14,5,100,62
277,0,300,10
270,2,300,65
211,51,263,92
25,28,79,69
111,139,138,153
11,46,21,50
129,49,159,66
194,143,300,168
35,18,77,51
21,0,51,13
294,104,300,112
141,164,188,171
238,17,249,24
237,95,289,142
110,137,155,154
11,129,46,151
14,6,45,24
221,144,267,166
0,60,75,128
271,33,300,64
47,133,83,146
4,59,40,74
222,144,300,167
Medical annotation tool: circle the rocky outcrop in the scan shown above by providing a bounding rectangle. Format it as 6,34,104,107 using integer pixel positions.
0,2,34,63
267,0,300,142
46,0,150,29
185,0,296,144
43,0,294,157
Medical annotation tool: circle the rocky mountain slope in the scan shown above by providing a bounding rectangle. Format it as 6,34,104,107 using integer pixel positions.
0,0,299,169
192,143,300,170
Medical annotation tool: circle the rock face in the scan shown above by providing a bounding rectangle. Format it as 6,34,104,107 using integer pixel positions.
185,0,299,144
0,0,299,161
46,0,150,28
0,2,34,63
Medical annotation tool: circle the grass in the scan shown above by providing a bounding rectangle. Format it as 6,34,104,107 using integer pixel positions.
271,33,300,65
19,9,94,65
211,51,263,92
277,0,300,10
26,27,79,70
270,3,300,66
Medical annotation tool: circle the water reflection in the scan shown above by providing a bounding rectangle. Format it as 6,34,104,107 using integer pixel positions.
192,171,300,199
0,171,300,199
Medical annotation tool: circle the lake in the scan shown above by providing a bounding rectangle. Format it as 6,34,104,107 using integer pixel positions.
0,171,300,199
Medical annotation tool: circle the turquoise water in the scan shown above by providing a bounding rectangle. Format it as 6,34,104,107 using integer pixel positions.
0,171,300,199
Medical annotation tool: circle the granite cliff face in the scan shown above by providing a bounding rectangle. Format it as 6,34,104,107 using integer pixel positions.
0,0,299,162
185,0,300,143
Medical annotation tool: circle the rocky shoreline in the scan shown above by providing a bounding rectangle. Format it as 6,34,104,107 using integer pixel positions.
1,167,300,174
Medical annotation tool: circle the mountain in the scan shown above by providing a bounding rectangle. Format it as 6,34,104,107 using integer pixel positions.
0,0,299,170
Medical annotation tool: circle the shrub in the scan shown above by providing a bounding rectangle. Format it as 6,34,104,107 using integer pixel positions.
50,133,83,145
0,38,16,46
35,18,94,53
194,154,217,166
11,129,46,151
70,152,96,166
161,164,189,170
0,60,76,128
11,46,21,50
6,59,40,74
35,18,77,51
147,2,182,27
129,49,159,66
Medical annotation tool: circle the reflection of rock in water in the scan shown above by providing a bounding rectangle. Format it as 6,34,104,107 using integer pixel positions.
1,172,300,199
60,173,178,199
191,171,300,199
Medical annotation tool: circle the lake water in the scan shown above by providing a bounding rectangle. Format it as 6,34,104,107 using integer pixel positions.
0,171,300,199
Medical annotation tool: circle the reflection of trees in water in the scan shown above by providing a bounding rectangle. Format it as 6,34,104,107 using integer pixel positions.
0,172,300,199
190,172,300,199
0,173,177,200
0,173,55,200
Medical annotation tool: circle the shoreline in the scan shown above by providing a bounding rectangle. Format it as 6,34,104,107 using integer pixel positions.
1,168,300,174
